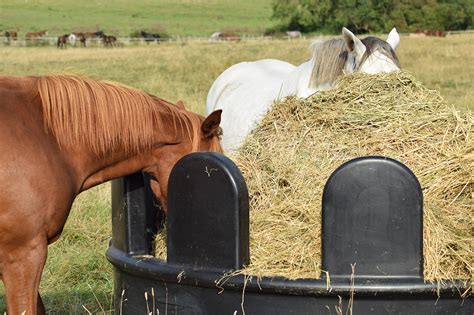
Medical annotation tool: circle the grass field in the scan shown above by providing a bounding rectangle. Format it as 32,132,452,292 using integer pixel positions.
0,0,275,37
0,33,472,313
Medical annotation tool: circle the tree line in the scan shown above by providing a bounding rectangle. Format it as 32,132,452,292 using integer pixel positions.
270,0,473,34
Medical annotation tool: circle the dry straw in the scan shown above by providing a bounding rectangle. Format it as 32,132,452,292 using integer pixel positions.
156,71,472,282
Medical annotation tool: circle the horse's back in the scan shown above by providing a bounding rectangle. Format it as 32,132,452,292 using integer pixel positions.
206,59,295,112
206,59,295,151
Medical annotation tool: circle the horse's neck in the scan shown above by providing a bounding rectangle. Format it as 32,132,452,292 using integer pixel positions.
76,110,195,191
282,59,331,99
78,151,155,191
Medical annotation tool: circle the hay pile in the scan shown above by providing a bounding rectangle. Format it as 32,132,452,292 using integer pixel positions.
156,71,472,282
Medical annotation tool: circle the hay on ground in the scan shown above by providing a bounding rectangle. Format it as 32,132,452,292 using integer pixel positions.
156,71,473,282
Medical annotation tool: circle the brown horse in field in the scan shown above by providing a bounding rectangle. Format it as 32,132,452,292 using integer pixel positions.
210,32,241,42
0,75,223,314
57,34,69,48
78,33,86,47
5,31,18,42
102,34,117,47
414,28,447,37
25,30,47,41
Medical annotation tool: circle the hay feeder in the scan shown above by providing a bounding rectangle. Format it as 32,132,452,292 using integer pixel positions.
106,152,471,314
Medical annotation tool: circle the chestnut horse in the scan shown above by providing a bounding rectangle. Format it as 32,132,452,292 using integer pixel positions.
0,75,223,314
25,30,47,41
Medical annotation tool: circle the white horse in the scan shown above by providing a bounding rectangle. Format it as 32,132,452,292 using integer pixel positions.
206,27,401,152
209,32,222,42
286,31,302,39
68,33,77,47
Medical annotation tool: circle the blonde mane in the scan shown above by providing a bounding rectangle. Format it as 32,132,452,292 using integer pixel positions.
309,38,348,88
37,75,201,156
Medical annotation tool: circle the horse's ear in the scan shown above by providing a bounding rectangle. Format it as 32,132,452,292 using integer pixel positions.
201,110,222,139
176,100,186,110
342,27,366,59
386,28,400,50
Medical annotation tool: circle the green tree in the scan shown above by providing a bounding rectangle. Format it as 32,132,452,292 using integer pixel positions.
272,0,334,32
271,0,473,33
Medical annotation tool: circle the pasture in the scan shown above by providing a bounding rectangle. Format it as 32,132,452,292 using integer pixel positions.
0,0,275,37
0,33,472,313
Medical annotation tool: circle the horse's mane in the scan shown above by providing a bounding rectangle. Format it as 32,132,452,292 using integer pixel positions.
309,36,400,88
309,38,348,88
37,75,202,156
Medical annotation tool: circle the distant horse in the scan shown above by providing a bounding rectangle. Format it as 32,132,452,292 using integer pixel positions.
68,33,77,47
206,27,401,151
102,35,117,47
25,30,47,45
0,74,223,314
141,31,161,44
80,31,104,46
4,32,11,44
57,34,69,48
209,32,241,42
221,32,241,41
414,29,446,37
76,33,87,47
426,29,446,37
83,31,102,39
286,31,302,39
5,31,18,43
210,32,222,41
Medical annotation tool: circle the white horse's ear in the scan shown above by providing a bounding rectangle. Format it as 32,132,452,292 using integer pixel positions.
386,28,400,50
342,27,366,59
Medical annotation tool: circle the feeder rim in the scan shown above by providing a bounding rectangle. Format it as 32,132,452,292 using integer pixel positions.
106,245,470,299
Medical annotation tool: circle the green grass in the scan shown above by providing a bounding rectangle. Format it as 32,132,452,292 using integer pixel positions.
0,33,473,314
0,0,276,37
40,185,114,314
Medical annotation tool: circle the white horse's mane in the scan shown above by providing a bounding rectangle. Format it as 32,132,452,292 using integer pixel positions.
309,38,348,88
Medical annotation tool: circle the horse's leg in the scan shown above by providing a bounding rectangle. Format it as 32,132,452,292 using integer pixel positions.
2,237,47,315
37,293,45,315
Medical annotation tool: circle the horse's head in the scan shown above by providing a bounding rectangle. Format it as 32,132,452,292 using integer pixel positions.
342,27,401,74
146,109,223,213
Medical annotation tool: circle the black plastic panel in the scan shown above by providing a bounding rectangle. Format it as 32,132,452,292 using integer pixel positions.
322,156,423,278
167,152,249,271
